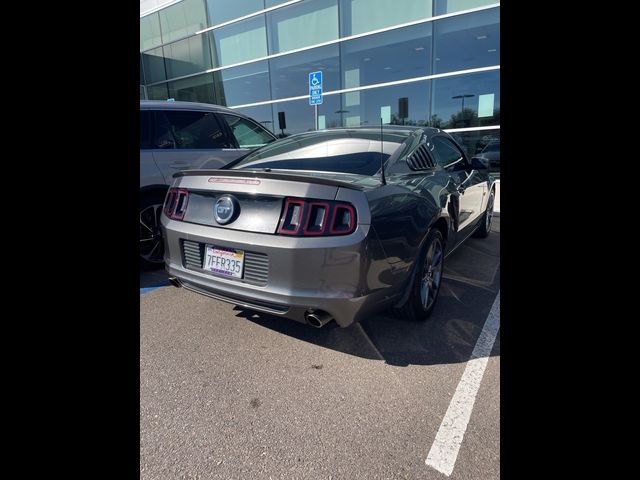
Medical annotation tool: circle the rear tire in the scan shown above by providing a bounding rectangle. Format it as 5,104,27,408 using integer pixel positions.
473,189,495,239
396,229,445,322
140,191,167,270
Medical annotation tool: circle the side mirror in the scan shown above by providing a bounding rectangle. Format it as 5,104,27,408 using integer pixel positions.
470,156,489,170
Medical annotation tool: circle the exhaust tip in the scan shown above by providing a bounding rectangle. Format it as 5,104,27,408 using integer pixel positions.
304,310,332,328
168,276,181,288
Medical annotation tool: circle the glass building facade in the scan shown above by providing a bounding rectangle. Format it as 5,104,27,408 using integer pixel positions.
140,0,500,163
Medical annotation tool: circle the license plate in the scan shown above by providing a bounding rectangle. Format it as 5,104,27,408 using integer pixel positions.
204,245,244,279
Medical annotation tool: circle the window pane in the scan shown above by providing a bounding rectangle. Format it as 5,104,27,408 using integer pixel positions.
219,61,271,106
431,70,499,129
341,23,431,90
207,0,263,25
211,15,267,67
140,86,147,100
167,73,217,104
232,104,275,134
147,84,169,100
341,80,430,127
141,47,167,84
435,0,495,15
140,12,162,50
222,114,275,148
159,0,208,44
449,129,500,175
432,136,463,166
272,95,341,137
140,54,146,84
160,110,233,148
269,45,339,100
434,8,499,73
265,0,290,6
340,0,431,37
267,0,338,54
164,33,213,79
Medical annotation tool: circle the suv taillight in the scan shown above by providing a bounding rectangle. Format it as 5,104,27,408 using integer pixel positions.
163,188,189,220
277,198,356,236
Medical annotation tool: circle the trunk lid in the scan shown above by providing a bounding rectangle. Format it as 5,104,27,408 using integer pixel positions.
172,169,374,234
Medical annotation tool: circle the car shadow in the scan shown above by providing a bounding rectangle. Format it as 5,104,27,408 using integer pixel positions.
140,269,170,289
237,220,500,367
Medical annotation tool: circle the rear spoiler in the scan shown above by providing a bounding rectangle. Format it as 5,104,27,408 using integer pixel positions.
173,169,367,191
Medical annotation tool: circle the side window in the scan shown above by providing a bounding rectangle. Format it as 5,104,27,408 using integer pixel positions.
140,111,152,150
154,110,234,149
432,136,465,169
222,114,275,148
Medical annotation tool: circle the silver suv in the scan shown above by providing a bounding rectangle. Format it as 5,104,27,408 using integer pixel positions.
140,100,277,269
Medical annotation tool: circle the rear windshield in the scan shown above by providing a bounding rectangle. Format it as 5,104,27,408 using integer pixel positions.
229,131,409,176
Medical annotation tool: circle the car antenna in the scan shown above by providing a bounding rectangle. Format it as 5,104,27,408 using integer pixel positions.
380,117,387,185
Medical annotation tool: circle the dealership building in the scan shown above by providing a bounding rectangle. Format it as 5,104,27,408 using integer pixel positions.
140,0,499,160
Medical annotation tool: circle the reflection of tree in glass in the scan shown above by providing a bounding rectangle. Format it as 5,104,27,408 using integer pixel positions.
446,107,476,128
389,113,427,126
429,114,443,128
443,107,499,129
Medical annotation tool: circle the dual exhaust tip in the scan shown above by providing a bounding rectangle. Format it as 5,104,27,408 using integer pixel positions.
170,276,332,328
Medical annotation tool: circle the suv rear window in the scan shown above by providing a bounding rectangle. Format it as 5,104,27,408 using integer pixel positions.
153,110,233,149
222,114,275,148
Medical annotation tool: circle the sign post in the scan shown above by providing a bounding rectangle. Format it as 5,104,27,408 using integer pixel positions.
309,71,323,130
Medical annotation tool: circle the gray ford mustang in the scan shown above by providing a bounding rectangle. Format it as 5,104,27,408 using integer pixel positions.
161,126,496,328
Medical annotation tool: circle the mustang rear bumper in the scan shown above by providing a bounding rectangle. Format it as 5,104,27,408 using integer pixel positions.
161,216,394,327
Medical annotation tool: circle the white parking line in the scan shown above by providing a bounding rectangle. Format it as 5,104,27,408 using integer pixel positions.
425,291,500,476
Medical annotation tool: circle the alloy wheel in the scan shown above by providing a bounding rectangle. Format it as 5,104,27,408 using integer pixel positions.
420,238,443,310
140,204,165,264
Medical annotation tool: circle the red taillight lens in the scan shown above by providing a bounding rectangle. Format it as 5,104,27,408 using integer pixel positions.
304,201,330,235
277,198,356,236
277,198,305,234
329,204,355,234
163,188,189,220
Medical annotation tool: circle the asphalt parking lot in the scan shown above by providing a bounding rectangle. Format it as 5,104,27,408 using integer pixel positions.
140,217,500,479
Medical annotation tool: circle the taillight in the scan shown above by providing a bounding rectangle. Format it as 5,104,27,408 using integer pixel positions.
163,188,189,220
329,204,356,235
277,198,357,236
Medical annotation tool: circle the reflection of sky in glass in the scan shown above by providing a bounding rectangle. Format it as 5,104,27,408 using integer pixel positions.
432,71,500,124
211,16,268,67
343,81,430,127
341,23,432,88
206,0,263,25
233,104,275,133
434,8,500,74
269,45,340,99
164,34,212,79
221,61,270,105
272,95,342,135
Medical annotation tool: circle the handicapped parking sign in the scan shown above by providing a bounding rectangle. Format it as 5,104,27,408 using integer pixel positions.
309,71,323,105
